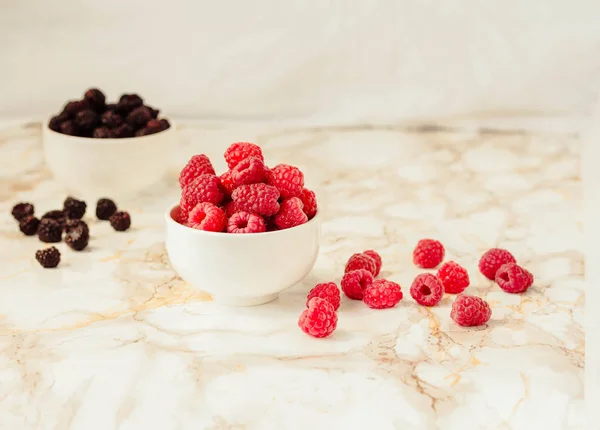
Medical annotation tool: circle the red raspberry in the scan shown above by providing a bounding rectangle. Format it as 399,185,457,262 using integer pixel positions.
224,142,264,169
180,174,225,214
298,297,338,338
178,154,216,189
363,250,382,277
274,197,308,230
450,294,492,327
187,202,227,232
341,269,374,300
437,261,470,294
219,170,235,195
344,253,376,276
479,248,516,280
179,202,191,224
299,188,318,219
363,279,403,309
495,263,533,294
410,273,444,306
266,164,304,198
223,200,238,217
306,282,340,311
413,239,445,269
227,211,266,234
232,183,280,216
231,156,266,187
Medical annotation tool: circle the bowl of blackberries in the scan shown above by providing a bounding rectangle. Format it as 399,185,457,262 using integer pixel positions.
43,88,175,197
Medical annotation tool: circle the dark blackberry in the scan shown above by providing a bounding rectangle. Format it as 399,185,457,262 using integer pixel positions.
19,216,40,236
115,94,143,115
49,113,69,132
146,105,160,118
110,211,131,231
37,218,62,243
62,100,91,118
93,127,113,138
83,88,106,112
63,197,87,219
146,119,163,133
112,124,134,138
96,198,117,220
11,202,34,221
74,109,100,133
159,119,171,130
35,246,61,268
58,121,78,136
66,218,89,233
126,106,152,129
135,128,153,137
100,110,123,129
105,103,117,111
65,220,89,251
41,210,66,228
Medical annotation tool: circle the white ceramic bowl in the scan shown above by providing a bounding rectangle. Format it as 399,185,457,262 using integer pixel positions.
42,120,176,199
164,202,321,306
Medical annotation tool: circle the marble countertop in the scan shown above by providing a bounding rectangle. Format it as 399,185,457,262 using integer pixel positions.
0,119,583,429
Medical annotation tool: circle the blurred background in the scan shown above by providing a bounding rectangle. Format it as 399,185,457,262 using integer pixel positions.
1,0,599,125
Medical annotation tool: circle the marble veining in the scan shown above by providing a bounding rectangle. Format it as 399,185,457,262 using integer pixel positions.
0,120,583,429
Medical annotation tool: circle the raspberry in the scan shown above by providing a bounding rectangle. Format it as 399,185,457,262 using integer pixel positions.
450,295,492,327
96,198,117,220
231,156,266,187
188,202,227,232
224,142,264,169
65,220,89,251
266,164,304,198
227,211,266,234
363,250,382,277
232,183,280,217
109,211,131,231
181,174,225,211
413,239,445,269
344,253,377,276
179,155,216,189
63,197,87,219
299,188,318,219
306,282,340,311
363,279,403,309
437,261,470,294
19,216,39,236
37,218,62,243
410,273,444,306
274,197,308,230
479,248,516,280
11,202,34,221
219,171,235,195
341,269,374,300
298,297,337,338
223,200,238,217
35,247,61,268
495,263,533,294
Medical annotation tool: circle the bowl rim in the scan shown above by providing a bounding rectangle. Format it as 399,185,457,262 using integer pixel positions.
165,201,321,238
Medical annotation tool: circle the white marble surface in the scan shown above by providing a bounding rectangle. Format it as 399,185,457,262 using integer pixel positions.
0,120,584,429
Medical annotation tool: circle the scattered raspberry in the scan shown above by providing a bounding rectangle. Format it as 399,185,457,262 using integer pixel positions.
232,183,280,217
299,188,317,219
363,279,403,309
41,210,66,231
35,247,61,268
65,220,89,251
345,253,377,276
219,171,235,195
37,218,62,243
187,203,227,232
231,156,266,187
450,295,492,327
224,142,264,169
306,282,340,311
266,164,304,198
181,174,225,211
63,197,87,219
363,250,382,277
413,239,445,269
410,273,444,306
227,211,266,234
274,197,308,230
341,269,374,300
495,263,533,294
109,211,131,232
437,261,470,294
298,297,338,338
19,216,39,236
178,155,216,189
11,202,34,221
479,248,516,280
96,198,117,220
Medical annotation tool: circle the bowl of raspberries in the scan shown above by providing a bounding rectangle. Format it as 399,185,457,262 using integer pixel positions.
165,142,320,306
43,88,174,197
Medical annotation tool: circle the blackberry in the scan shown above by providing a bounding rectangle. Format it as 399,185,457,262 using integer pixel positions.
74,109,100,133
96,198,117,220
35,246,61,268
146,105,160,118
159,119,171,130
11,202,34,221
100,110,123,129
105,103,117,111
126,106,152,129
115,94,143,115
65,220,89,251
63,197,87,219
110,211,131,231
37,218,62,243
58,121,78,136
19,216,40,236
83,88,106,112
66,218,89,233
41,210,66,230
135,128,152,137
146,119,163,133
62,99,91,118
93,127,113,138
49,113,69,132
112,124,134,138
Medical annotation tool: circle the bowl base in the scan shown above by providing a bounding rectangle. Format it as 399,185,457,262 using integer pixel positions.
213,293,278,307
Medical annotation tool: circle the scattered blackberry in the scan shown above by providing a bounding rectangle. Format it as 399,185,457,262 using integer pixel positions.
93,127,113,138
58,121,78,136
41,210,66,230
74,109,100,133
62,100,91,118
126,106,153,128
112,123,134,138
66,218,89,233
65,220,89,251
11,202,34,221
100,110,123,129
63,197,87,219
37,218,62,243
96,198,117,220
110,211,131,231
49,113,69,132
83,88,106,112
35,246,61,268
115,94,143,115
19,216,40,236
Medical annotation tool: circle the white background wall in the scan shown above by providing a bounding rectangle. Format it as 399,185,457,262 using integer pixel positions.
1,0,599,124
